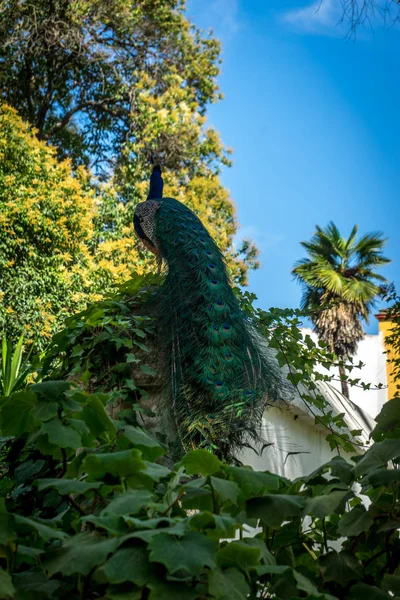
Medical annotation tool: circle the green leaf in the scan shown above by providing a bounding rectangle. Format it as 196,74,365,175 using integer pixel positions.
82,450,145,479
243,538,275,565
36,478,103,495
0,500,16,545
382,574,400,595
14,515,68,540
139,364,156,376
104,546,152,585
226,466,281,496
80,394,117,437
0,389,38,436
366,467,400,487
41,418,82,449
348,583,392,599
188,512,237,539
102,490,154,516
14,460,45,484
31,381,71,400
217,541,261,571
147,581,200,600
45,532,119,576
0,567,15,599
305,490,350,518
32,401,59,422
247,495,306,528
354,439,400,477
208,568,250,600
182,450,222,475
148,531,216,576
122,425,166,460
337,506,373,537
12,571,60,598
372,397,400,441
210,476,240,505
319,551,362,587
82,515,126,536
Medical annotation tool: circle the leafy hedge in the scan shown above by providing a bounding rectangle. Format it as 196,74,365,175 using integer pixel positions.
1,283,399,599
0,379,400,599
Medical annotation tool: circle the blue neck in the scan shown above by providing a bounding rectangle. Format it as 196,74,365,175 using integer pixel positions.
147,165,163,200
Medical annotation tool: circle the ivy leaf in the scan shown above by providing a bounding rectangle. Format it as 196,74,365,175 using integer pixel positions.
210,476,240,505
15,515,68,541
31,381,71,400
104,546,152,585
0,500,16,545
319,551,362,587
226,466,281,496
208,568,250,600
41,419,82,449
348,583,392,599
328,456,354,485
45,532,119,576
372,397,400,441
148,531,216,576
122,425,166,460
36,478,103,495
182,450,222,475
82,450,145,479
305,490,350,518
147,581,200,600
82,515,126,536
80,394,117,437
12,571,60,598
0,567,15,599
382,574,400,595
337,506,373,537
188,512,237,539
139,364,157,376
247,495,306,528
366,468,400,487
102,490,154,516
354,440,400,477
244,538,275,565
14,460,45,484
0,389,38,436
217,541,261,571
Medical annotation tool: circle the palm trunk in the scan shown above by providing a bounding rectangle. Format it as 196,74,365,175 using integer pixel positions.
338,364,350,400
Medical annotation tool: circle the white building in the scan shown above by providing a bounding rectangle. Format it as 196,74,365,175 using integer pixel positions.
239,327,387,479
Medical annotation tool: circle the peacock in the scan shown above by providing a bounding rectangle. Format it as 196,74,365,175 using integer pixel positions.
134,163,290,458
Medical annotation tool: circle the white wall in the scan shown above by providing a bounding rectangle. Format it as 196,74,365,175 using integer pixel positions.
238,405,344,478
301,328,387,419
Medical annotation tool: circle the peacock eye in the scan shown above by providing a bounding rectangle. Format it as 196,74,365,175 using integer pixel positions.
222,324,231,331
208,263,216,270
211,279,218,286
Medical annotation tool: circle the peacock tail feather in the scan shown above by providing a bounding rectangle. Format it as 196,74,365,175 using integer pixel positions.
138,196,290,458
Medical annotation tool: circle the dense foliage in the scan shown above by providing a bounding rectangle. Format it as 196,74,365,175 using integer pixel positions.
0,346,399,599
0,0,258,292
292,222,389,398
0,104,255,351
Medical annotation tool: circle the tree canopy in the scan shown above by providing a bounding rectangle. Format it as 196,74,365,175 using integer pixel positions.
292,222,390,397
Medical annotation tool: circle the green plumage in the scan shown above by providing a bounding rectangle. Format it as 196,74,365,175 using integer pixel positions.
145,197,289,457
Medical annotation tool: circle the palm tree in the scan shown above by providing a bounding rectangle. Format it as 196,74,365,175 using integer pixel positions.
292,222,390,399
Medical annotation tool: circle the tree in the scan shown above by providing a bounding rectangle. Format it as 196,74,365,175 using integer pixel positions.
0,104,102,349
326,0,400,36
0,0,258,285
292,221,390,398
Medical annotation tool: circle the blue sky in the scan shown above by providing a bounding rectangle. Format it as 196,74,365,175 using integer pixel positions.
187,0,400,333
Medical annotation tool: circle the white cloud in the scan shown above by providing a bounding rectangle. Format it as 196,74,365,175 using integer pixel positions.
233,225,284,253
187,0,241,39
281,0,344,36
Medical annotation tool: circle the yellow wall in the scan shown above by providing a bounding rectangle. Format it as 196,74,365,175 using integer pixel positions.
377,316,398,400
